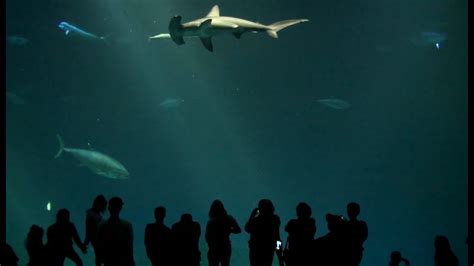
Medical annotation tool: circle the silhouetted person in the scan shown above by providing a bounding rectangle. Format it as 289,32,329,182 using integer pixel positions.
313,213,348,266
25,225,46,266
434,235,459,266
171,213,201,266
46,208,87,266
85,195,107,266
345,202,368,266
245,199,281,266
389,251,410,266
96,197,135,266
145,206,172,266
284,202,316,266
205,200,242,266
1,243,19,266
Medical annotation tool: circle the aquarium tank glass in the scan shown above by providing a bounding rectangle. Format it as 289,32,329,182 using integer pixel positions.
6,0,467,265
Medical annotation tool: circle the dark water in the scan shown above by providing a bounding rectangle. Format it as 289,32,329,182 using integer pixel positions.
6,0,468,265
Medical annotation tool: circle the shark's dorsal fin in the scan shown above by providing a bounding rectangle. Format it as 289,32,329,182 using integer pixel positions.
87,142,94,151
206,5,220,17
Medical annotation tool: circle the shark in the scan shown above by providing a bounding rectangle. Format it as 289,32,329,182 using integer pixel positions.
150,5,309,51
54,134,129,179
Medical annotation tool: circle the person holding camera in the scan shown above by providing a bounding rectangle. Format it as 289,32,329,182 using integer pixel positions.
245,199,281,266
389,251,410,266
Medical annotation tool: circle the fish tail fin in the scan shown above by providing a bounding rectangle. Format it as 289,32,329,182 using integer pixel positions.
54,134,65,159
101,34,113,45
266,19,309,38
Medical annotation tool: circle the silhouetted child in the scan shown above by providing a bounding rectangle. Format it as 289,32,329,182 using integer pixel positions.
345,202,368,266
313,213,347,265
389,251,410,266
1,243,19,266
434,235,459,266
25,225,46,266
171,213,201,266
85,195,107,266
245,199,281,266
46,208,87,266
145,206,172,266
284,202,316,266
205,200,242,266
96,197,135,266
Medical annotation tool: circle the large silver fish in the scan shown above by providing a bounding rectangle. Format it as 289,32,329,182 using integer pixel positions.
54,134,129,179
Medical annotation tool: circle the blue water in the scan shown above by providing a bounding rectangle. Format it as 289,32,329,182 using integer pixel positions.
6,0,468,265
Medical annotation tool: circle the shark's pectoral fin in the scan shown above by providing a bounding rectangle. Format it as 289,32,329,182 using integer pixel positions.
65,30,70,35
200,37,213,52
233,31,243,39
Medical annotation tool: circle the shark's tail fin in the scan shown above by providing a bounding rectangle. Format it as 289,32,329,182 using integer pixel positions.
54,134,65,159
266,19,309,38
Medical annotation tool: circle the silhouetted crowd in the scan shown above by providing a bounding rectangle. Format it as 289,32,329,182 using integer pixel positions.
1,195,462,266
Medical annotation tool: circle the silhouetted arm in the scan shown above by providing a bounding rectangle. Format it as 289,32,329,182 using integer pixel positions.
401,258,410,266
127,222,135,264
144,225,153,259
196,222,201,239
361,221,368,242
245,208,259,233
309,218,316,239
95,222,105,253
84,212,92,245
275,216,281,241
284,219,293,234
229,216,241,234
71,223,86,253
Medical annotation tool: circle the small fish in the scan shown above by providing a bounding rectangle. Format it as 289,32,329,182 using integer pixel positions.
317,98,351,110
54,134,129,179
58,21,110,42
46,201,52,211
6,36,28,46
6,92,26,105
411,31,447,49
160,97,184,108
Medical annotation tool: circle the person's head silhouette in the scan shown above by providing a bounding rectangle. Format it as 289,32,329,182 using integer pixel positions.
209,200,227,218
258,199,275,216
181,213,193,223
390,251,402,264
27,225,44,242
154,206,166,222
434,235,452,250
347,202,360,220
296,202,312,219
92,195,107,212
108,197,124,218
56,209,70,224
